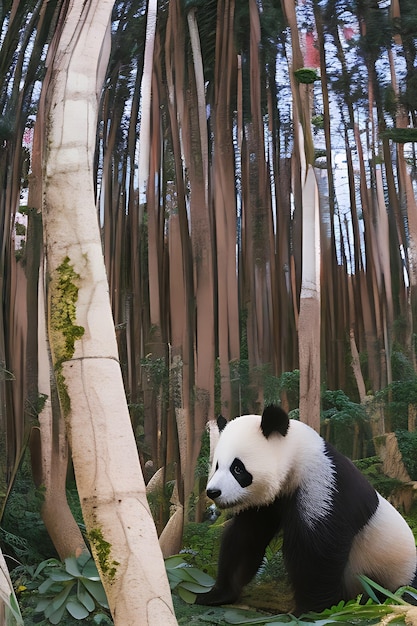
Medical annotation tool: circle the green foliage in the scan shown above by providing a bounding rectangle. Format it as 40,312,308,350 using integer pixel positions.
358,5,392,62
27,554,109,625
383,85,398,118
376,366,417,431
128,402,150,457
381,128,417,143
391,349,416,382
353,456,402,498
293,68,319,84
311,115,324,130
359,574,415,606
2,453,56,563
314,148,327,161
195,427,210,480
277,371,300,410
324,387,369,450
146,474,175,529
321,389,365,423
257,366,282,408
257,368,299,412
392,0,417,37
182,522,224,577
395,430,417,480
140,354,168,391
401,73,417,114
218,575,417,624
0,115,14,140
15,221,26,236
256,538,286,584
165,554,215,603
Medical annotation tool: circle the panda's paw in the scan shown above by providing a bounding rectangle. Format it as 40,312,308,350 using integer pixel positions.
194,586,238,606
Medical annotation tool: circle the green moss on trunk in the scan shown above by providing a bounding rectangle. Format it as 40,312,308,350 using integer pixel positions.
88,528,119,581
50,256,84,415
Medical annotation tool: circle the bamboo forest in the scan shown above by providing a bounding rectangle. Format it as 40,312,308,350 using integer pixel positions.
1,0,417,624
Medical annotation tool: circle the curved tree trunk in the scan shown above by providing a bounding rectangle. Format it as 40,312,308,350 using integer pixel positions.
39,1,177,623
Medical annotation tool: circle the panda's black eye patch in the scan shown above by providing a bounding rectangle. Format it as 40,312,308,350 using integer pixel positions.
230,458,252,488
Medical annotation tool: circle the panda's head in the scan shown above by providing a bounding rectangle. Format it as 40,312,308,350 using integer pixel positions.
206,405,296,512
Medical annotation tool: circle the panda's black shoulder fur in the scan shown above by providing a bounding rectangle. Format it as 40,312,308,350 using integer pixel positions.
322,441,379,529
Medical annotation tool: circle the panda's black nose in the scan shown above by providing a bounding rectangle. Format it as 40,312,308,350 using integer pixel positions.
207,488,221,500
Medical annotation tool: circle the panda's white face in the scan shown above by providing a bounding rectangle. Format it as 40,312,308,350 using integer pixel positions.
206,414,296,512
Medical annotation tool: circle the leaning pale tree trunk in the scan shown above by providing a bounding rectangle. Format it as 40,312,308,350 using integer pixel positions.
0,553,23,625
40,1,177,624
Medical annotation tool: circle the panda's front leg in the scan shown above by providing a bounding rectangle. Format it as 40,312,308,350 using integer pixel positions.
195,503,282,606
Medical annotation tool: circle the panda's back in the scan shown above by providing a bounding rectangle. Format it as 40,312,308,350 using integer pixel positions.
281,439,416,602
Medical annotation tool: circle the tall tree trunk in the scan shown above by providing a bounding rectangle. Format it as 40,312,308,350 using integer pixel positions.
213,0,240,415
282,0,321,429
40,1,176,623
298,153,321,431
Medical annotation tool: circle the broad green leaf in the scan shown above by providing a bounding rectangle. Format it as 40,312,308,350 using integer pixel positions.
38,578,59,594
49,571,75,582
47,600,68,625
65,556,82,578
93,614,113,624
7,591,24,624
174,567,197,582
186,568,215,587
47,584,73,613
45,596,64,619
167,570,185,587
81,558,101,580
77,552,92,568
359,576,408,606
395,586,417,602
77,582,96,611
177,586,196,603
33,559,61,577
178,581,211,593
165,555,188,569
82,578,109,608
66,598,90,619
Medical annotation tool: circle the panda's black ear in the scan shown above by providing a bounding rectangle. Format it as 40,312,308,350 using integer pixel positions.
261,405,289,438
217,414,227,432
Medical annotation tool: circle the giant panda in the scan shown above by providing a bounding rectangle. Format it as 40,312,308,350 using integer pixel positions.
195,405,417,614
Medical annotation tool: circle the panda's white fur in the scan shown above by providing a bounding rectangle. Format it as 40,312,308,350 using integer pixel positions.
345,494,416,595
197,406,417,614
